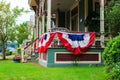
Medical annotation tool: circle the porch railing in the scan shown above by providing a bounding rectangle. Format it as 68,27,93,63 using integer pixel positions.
21,37,39,62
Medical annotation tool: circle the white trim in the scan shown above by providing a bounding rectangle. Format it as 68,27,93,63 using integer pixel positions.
54,52,101,64
39,53,47,63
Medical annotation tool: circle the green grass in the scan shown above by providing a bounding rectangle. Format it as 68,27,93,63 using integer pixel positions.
0,60,106,80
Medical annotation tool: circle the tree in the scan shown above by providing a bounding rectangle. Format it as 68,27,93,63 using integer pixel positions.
0,0,26,60
105,0,120,38
16,22,30,46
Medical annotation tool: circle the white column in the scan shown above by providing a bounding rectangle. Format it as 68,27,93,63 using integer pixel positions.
100,0,104,47
47,0,51,32
42,1,45,33
84,0,88,32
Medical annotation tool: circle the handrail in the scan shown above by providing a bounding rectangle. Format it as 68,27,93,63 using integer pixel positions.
24,37,39,50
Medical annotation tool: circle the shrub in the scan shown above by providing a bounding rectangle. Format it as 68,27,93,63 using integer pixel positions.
6,50,12,56
103,35,120,80
17,48,21,54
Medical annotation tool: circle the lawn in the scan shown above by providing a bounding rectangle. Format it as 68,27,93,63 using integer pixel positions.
0,60,106,80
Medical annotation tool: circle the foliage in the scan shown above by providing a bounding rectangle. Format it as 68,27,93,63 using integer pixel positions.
0,60,106,80
5,50,12,56
107,62,120,80
105,0,120,37
0,1,25,40
16,22,30,45
102,35,120,80
17,47,21,54
32,34,34,41
0,0,27,59
84,11,100,33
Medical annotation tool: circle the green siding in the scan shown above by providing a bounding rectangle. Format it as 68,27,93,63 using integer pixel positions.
47,48,68,66
39,48,104,67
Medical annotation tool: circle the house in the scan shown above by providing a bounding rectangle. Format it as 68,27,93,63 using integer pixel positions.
25,0,108,67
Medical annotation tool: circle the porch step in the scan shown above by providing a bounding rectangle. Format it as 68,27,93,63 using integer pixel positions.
30,52,39,62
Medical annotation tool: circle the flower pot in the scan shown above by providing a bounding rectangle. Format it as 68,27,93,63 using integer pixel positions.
13,54,21,63
13,58,21,63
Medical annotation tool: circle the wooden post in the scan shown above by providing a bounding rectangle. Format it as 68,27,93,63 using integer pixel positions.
100,0,104,47
21,48,24,62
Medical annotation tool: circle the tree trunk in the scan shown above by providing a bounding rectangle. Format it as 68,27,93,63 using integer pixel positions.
2,40,6,60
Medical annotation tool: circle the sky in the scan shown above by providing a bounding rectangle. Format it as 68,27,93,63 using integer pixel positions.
5,0,34,24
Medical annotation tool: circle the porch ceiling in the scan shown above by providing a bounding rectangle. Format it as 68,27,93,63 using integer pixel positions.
51,0,77,12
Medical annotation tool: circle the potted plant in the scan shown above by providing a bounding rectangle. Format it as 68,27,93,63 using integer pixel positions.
13,54,21,63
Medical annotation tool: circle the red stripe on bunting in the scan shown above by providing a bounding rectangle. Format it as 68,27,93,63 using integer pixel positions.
81,32,96,52
38,32,56,53
57,32,82,55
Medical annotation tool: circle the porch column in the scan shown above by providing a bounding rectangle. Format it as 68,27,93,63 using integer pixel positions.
84,0,88,32
100,0,104,47
47,0,51,32
41,1,45,33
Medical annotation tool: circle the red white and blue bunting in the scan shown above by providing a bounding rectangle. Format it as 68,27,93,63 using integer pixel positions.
38,32,56,53
38,31,96,55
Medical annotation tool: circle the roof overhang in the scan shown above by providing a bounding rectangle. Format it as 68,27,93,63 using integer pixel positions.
51,0,76,12
28,0,38,7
